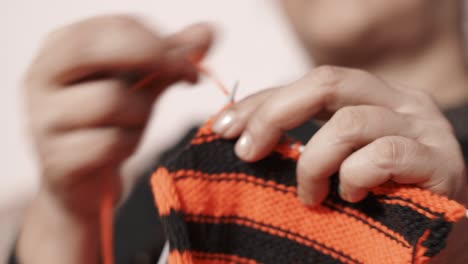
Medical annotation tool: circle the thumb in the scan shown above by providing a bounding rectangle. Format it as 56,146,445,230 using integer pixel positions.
165,23,214,66
128,23,215,91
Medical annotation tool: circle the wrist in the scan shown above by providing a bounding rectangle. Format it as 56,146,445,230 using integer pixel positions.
17,188,100,264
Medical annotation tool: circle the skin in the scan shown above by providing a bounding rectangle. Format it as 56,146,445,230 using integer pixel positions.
211,0,468,262
18,16,214,263
17,0,468,263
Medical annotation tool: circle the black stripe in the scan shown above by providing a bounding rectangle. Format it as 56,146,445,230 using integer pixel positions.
160,210,351,264
173,172,294,194
323,202,410,248
185,213,360,263
164,138,298,187
160,210,191,251
191,253,247,262
374,195,442,218
186,219,348,264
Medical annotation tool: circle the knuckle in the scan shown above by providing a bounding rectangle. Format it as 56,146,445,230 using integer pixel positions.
251,102,282,130
307,65,344,87
330,107,368,142
51,15,143,39
46,15,155,57
405,89,439,110
93,129,133,162
97,15,142,29
93,82,127,120
29,97,59,134
409,89,433,102
93,15,152,40
370,137,409,170
305,66,364,109
98,129,122,152
417,114,454,137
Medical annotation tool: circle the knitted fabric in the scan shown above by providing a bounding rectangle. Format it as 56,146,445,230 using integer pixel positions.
150,117,467,264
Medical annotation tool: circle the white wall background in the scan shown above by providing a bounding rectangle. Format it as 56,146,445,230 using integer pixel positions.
1,0,310,262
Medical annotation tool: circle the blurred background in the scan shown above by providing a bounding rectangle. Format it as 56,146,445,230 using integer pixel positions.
2,0,468,263
1,0,310,262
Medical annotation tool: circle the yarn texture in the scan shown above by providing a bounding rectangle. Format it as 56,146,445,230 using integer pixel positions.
150,116,467,264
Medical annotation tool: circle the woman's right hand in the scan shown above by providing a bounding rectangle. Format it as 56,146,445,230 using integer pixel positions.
17,16,213,264
23,15,213,219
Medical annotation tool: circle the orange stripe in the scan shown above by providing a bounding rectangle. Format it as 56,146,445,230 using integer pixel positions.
273,140,302,160
151,168,181,215
191,135,222,145
168,250,257,264
171,169,297,194
168,250,193,264
172,174,413,264
191,105,233,145
412,230,431,264
372,184,466,222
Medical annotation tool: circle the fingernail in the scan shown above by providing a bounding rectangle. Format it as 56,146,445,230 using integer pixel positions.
298,187,311,205
235,133,252,159
338,185,349,201
212,111,235,134
339,185,357,203
298,186,317,207
176,22,214,45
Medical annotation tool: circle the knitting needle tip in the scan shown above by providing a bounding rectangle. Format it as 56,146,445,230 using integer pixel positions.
228,80,239,103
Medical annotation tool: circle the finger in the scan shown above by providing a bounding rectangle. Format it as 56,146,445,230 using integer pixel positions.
42,79,155,131
296,106,416,206
27,16,214,85
338,136,436,203
160,22,215,83
41,127,141,187
165,22,214,64
212,87,278,138
233,66,407,162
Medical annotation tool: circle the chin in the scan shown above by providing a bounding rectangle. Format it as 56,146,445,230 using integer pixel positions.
281,0,442,65
304,16,373,50
297,15,384,65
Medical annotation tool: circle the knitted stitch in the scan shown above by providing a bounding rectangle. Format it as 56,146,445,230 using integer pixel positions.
151,116,467,264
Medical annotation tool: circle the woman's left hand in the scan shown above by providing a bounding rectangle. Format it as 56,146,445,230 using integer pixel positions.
212,66,468,206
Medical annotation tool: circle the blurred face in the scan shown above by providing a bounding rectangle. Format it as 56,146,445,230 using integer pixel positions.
281,0,459,65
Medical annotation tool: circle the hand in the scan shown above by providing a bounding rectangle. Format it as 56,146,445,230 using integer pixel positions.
212,66,468,206
24,15,214,218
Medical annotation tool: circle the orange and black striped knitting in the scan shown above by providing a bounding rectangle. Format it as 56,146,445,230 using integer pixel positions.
150,118,467,264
